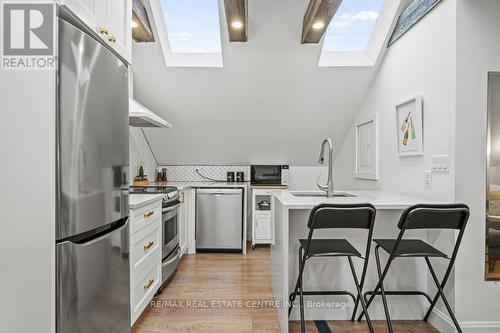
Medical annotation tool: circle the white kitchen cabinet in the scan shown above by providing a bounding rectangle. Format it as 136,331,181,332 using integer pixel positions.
129,197,162,325
130,250,161,324
130,199,162,235
251,188,279,248
59,0,102,30
254,212,272,241
60,0,132,63
130,220,161,277
99,0,132,62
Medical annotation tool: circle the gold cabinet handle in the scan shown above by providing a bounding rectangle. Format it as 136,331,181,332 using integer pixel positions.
144,211,154,218
144,241,154,250
144,278,154,290
99,26,109,35
108,34,116,43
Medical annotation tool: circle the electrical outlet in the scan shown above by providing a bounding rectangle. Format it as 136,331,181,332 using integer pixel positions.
425,170,432,186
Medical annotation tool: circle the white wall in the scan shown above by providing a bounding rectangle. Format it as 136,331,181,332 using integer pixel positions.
334,0,456,203
0,66,56,332
455,0,500,328
132,0,381,165
288,166,328,190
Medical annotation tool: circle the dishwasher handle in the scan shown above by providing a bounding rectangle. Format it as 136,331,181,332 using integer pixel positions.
196,188,243,195
202,192,239,196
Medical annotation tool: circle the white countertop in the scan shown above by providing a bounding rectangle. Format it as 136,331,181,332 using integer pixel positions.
129,193,164,209
272,190,444,210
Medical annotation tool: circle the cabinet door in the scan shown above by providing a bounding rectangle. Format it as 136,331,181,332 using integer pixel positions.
255,214,272,241
62,0,103,31
106,0,132,63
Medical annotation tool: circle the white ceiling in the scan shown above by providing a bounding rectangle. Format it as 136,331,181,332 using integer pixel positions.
132,0,394,165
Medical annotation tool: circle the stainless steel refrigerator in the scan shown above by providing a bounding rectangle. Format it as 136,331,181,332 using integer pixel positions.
56,9,130,333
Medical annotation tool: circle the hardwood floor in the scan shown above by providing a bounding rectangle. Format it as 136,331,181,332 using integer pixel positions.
133,244,439,333
289,321,439,333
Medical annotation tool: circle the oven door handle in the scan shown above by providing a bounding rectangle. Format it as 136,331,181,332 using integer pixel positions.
164,247,181,266
162,202,181,214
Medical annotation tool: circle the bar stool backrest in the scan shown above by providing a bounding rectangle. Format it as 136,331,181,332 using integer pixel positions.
307,203,377,230
397,204,470,231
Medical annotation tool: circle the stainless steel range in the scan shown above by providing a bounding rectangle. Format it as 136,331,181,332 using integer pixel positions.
130,185,181,288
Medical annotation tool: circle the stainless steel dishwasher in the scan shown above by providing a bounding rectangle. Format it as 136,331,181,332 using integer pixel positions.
196,188,243,252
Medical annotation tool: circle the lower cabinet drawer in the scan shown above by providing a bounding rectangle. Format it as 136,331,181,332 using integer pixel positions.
131,255,161,325
130,201,162,235
130,220,161,275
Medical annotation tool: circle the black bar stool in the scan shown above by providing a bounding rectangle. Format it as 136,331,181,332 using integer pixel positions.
357,204,470,333
288,203,377,333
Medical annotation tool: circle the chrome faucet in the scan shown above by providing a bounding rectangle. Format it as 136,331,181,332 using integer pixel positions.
317,138,334,198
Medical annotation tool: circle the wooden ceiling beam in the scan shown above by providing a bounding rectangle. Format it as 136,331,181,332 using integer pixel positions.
301,0,342,44
132,0,154,43
223,0,248,42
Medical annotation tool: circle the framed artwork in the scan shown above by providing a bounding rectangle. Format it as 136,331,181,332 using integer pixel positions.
355,113,378,180
396,96,423,156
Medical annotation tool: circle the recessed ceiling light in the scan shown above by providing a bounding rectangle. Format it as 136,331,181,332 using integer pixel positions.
231,20,244,29
131,21,139,29
312,21,325,30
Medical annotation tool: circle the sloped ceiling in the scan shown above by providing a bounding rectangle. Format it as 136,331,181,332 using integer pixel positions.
132,0,383,165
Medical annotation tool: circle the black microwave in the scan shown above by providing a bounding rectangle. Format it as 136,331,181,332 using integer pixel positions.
250,165,289,186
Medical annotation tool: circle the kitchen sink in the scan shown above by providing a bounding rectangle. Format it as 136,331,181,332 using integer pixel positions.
290,192,356,198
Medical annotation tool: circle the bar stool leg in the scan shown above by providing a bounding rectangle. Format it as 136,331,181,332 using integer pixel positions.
350,255,369,322
289,246,305,316
357,248,393,322
348,257,374,333
374,245,394,333
298,249,306,333
423,256,455,322
425,257,463,333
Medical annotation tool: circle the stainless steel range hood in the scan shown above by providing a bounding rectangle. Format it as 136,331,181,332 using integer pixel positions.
129,99,171,128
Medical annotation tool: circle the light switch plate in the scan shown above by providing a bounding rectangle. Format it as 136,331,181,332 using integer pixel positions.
432,155,451,172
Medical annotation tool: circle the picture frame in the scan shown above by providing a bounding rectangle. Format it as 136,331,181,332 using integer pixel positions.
396,96,423,157
355,113,379,180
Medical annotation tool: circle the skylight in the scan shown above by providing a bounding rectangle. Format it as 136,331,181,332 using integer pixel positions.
318,0,399,67
160,0,222,53
151,0,223,67
323,0,384,52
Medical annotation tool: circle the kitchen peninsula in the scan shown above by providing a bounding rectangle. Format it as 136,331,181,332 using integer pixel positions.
270,190,444,333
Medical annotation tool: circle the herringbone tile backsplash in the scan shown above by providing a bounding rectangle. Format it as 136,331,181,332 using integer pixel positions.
129,127,157,182
161,165,250,182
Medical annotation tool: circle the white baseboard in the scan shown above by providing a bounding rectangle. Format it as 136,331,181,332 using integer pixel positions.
427,307,455,333
427,306,500,333
461,322,500,333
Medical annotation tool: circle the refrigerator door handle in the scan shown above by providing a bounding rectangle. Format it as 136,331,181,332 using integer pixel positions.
59,217,129,246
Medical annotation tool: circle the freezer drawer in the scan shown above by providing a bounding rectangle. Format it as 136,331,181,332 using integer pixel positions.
56,219,130,333
196,188,243,251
